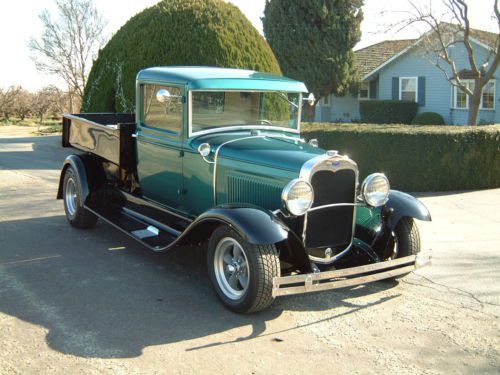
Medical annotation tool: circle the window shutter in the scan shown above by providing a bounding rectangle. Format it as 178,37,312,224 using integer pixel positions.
392,77,399,100
369,80,377,99
418,76,426,106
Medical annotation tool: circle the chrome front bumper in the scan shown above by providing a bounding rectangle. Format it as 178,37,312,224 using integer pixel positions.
272,252,431,297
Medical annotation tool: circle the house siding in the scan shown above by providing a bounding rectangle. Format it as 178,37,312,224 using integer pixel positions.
315,40,499,125
377,42,498,125
314,94,361,122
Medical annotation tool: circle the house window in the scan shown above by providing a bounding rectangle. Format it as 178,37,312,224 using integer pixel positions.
321,95,330,106
399,77,417,102
453,80,494,110
481,80,495,109
359,82,370,100
453,79,474,109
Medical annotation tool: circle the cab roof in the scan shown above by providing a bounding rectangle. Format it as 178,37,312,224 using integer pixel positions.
137,66,308,92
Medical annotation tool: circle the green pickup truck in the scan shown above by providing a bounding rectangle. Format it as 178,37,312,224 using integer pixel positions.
58,67,431,313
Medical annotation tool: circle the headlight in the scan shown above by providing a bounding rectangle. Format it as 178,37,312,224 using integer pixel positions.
361,173,390,207
282,179,314,216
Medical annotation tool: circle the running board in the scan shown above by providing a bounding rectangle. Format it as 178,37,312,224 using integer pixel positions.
84,202,180,251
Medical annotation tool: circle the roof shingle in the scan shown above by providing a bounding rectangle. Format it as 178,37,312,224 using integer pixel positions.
354,23,498,79
354,39,416,78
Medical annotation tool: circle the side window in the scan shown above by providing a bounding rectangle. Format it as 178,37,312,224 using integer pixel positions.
142,84,183,134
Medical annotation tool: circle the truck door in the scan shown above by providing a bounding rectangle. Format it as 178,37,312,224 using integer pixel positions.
136,83,184,210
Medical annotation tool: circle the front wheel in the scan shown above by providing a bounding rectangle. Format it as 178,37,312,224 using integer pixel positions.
207,226,280,313
385,217,421,278
389,217,421,259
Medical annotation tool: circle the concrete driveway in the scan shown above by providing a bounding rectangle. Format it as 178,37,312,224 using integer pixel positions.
0,128,498,374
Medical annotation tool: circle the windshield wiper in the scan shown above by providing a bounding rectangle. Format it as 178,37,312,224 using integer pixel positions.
277,92,299,109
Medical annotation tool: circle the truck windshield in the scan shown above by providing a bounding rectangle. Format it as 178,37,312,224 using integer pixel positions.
191,91,301,134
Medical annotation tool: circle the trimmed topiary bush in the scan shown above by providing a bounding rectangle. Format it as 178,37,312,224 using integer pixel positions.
302,123,500,191
82,0,281,112
360,100,419,124
412,112,445,125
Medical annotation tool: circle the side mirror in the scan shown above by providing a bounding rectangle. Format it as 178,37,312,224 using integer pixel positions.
156,89,182,103
308,139,319,148
156,89,171,104
305,93,315,106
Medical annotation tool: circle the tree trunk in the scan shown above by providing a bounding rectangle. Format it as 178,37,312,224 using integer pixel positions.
302,102,317,122
68,89,74,113
467,90,481,126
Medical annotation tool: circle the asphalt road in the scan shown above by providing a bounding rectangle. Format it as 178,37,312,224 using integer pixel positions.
0,128,499,374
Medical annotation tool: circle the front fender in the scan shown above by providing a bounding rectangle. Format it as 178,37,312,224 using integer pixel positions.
385,190,431,230
179,205,289,246
176,205,312,273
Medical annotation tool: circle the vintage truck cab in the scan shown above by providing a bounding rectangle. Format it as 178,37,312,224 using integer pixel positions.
58,67,431,313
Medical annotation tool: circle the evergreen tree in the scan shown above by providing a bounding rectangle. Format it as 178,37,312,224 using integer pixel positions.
82,0,281,112
263,0,363,118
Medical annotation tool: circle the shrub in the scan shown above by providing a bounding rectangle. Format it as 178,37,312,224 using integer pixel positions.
412,112,445,125
302,123,500,191
82,0,281,112
360,100,419,124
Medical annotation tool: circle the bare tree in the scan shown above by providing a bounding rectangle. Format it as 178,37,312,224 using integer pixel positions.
13,89,33,120
29,0,107,108
395,0,499,125
31,87,58,128
0,86,22,120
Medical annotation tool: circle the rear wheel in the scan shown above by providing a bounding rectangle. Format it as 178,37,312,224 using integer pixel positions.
207,226,280,313
63,167,98,229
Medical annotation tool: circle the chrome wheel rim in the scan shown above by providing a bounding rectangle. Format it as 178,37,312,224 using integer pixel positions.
65,177,78,217
214,237,250,300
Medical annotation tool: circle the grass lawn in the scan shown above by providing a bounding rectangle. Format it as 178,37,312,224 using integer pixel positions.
1,117,62,134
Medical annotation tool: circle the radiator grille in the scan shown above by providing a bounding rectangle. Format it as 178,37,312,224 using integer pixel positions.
227,174,282,210
305,169,356,252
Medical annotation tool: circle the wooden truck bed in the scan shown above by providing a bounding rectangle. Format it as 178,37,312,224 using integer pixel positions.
62,113,136,170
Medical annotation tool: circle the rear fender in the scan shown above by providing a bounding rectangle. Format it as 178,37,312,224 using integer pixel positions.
385,190,431,230
56,154,104,205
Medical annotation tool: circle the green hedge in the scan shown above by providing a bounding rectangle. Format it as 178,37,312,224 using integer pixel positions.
302,123,500,191
412,112,445,125
360,100,419,124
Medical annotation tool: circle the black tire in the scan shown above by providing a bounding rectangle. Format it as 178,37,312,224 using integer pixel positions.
385,217,421,279
62,167,98,229
393,217,421,258
207,226,280,313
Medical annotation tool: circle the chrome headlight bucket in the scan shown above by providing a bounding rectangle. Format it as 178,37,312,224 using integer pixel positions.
361,173,390,207
282,179,314,216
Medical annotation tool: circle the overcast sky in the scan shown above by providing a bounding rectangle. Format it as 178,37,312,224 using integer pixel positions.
0,0,496,91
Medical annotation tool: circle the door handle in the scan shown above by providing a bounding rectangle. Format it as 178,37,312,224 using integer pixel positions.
131,132,139,138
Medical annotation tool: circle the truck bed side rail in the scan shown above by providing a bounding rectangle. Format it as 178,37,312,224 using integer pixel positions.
62,113,136,170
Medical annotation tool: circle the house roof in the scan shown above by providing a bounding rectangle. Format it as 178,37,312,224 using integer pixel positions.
355,23,498,80
354,39,417,77
440,22,498,50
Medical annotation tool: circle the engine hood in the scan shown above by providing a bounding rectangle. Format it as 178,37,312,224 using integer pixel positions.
190,131,325,172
